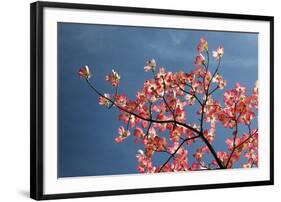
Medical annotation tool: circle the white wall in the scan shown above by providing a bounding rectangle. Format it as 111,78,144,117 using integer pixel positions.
0,0,279,201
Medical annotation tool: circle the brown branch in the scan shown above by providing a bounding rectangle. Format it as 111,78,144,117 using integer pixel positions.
202,51,209,94
207,57,221,92
108,84,118,109
199,133,225,169
197,56,225,169
177,84,203,106
225,128,258,168
161,78,179,130
145,102,153,139
208,85,220,96
233,129,258,151
85,79,201,135
158,135,200,172
225,103,241,168
126,103,140,130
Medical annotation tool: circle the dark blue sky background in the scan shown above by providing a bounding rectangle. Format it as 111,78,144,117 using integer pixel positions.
58,23,258,177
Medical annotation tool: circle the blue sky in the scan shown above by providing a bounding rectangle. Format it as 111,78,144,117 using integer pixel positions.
58,23,258,177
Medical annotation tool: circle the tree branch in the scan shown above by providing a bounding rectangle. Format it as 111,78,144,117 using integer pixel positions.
145,102,153,139
108,84,118,109
158,135,200,172
85,79,201,135
198,56,225,169
177,84,203,106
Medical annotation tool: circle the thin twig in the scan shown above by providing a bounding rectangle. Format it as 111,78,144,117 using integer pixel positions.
158,135,200,172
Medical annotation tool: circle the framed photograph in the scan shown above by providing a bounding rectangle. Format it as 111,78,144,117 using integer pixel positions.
30,1,274,200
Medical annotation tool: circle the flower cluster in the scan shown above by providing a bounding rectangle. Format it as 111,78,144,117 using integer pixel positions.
136,150,156,173
114,126,130,143
78,65,91,79
197,37,208,53
225,129,258,168
212,46,224,60
217,82,258,128
105,69,120,86
98,93,111,107
144,59,156,72
79,37,258,173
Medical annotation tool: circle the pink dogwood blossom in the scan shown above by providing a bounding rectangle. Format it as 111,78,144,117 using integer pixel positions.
78,65,91,79
144,59,156,72
212,46,224,60
105,69,120,86
114,126,130,143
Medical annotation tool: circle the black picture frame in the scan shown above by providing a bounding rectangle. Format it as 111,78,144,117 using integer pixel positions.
30,1,274,200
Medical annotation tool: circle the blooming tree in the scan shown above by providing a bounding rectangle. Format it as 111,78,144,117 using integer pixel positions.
78,38,258,173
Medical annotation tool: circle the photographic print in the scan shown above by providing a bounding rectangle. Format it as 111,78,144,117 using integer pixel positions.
59,23,258,177
30,2,273,200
